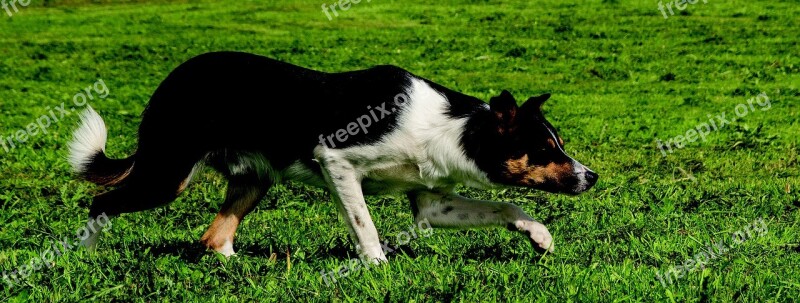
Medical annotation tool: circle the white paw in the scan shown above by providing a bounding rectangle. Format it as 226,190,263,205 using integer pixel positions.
79,220,103,253
80,233,99,252
514,220,554,253
216,239,236,257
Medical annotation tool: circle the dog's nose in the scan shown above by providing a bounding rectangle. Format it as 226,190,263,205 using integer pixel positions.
585,171,598,186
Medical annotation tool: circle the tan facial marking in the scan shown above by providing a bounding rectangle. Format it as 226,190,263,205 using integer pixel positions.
503,154,573,186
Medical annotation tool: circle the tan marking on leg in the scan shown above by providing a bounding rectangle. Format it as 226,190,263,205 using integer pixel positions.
201,213,240,256
201,185,264,256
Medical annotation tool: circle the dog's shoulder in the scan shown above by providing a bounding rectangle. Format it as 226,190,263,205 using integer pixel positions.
325,76,493,192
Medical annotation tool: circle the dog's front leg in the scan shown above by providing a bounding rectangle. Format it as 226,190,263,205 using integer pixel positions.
314,147,387,263
409,191,554,253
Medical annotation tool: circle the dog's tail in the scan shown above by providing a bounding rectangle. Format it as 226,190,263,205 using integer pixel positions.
68,106,135,186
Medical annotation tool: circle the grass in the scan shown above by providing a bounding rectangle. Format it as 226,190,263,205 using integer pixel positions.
1,0,799,302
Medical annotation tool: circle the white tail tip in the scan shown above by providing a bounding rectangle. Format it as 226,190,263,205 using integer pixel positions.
68,106,107,174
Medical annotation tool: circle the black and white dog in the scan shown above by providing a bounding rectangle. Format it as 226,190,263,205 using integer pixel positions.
69,52,598,262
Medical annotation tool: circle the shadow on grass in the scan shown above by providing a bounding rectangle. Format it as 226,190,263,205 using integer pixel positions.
113,236,546,264
113,237,406,262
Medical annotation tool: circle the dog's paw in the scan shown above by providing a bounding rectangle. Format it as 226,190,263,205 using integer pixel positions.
217,242,236,257
79,221,102,253
511,220,554,253
201,237,236,257
80,235,99,253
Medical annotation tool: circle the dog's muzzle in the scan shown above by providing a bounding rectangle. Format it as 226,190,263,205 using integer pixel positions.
571,161,598,194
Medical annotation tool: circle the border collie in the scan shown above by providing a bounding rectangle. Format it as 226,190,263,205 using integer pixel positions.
68,51,598,262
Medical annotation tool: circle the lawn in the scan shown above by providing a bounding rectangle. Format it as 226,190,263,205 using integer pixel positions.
1,0,799,302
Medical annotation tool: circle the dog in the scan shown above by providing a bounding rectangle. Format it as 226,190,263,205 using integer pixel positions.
68,51,598,262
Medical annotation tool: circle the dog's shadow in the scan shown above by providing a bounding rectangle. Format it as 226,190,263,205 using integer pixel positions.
117,237,426,263
128,240,208,263
113,239,291,263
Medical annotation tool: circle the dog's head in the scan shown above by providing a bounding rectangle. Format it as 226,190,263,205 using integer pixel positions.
472,91,597,194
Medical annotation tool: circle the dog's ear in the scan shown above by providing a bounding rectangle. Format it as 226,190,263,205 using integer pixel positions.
489,90,519,130
520,93,551,113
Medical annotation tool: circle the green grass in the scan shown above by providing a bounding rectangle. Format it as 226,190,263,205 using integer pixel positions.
1,0,799,301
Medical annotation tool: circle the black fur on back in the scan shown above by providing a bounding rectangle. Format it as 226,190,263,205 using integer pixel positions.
139,52,414,171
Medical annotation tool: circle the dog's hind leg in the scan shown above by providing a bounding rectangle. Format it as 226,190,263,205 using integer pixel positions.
408,190,554,253
201,173,270,256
